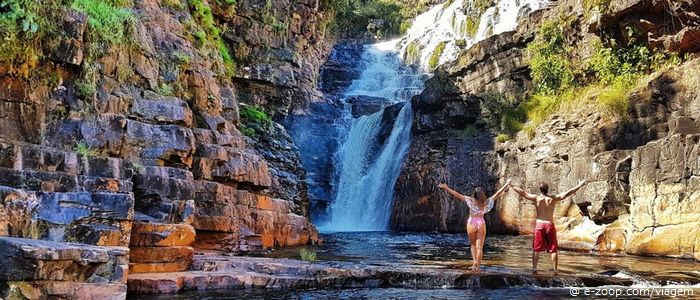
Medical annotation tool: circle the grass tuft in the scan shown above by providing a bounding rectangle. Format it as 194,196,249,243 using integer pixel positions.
299,247,317,262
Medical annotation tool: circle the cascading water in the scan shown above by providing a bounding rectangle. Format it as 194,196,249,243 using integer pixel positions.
398,0,548,71
319,0,549,231
320,40,422,232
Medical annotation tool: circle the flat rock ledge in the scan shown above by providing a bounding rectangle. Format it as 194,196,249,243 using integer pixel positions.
127,255,635,295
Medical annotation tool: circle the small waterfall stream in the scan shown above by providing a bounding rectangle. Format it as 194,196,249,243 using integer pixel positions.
317,0,549,231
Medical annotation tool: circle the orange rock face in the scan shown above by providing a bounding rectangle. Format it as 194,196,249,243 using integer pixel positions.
129,246,194,263
129,260,192,273
193,181,318,252
130,222,196,247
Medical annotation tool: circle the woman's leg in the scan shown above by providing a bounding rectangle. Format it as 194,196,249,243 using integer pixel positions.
475,224,487,269
466,223,478,269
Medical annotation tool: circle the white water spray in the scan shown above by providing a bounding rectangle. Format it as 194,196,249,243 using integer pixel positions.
398,0,548,71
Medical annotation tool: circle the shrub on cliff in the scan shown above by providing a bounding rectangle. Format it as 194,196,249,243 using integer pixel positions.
299,247,317,262
526,19,574,95
71,0,135,47
239,104,273,137
0,0,63,76
518,15,682,137
186,0,236,77
321,0,429,38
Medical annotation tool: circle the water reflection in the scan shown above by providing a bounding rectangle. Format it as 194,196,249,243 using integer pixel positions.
263,232,700,284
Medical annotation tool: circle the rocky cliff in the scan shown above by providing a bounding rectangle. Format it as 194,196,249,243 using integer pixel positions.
393,0,700,261
0,0,329,298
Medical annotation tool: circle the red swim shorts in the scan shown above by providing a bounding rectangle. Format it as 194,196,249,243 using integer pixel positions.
533,221,558,253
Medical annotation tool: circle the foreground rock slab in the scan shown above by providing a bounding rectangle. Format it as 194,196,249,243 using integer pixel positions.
0,237,128,299
127,255,637,295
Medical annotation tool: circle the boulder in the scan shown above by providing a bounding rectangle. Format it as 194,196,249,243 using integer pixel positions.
625,134,700,259
347,95,393,118
193,145,272,188
123,120,195,167
0,187,134,246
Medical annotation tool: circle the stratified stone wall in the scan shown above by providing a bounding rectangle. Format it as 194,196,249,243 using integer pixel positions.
0,0,329,297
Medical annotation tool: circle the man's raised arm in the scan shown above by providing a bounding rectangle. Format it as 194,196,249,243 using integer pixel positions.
555,180,587,201
510,183,537,202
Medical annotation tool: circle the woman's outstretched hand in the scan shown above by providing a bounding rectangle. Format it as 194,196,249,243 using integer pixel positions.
438,183,447,190
505,179,512,187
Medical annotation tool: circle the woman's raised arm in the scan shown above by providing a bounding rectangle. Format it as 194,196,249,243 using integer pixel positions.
438,183,469,201
490,179,512,201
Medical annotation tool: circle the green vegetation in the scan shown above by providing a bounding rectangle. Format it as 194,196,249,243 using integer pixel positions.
71,0,135,47
162,0,185,10
0,0,63,75
320,0,429,37
131,159,145,172
239,104,273,137
156,82,175,96
240,104,272,126
299,247,317,262
75,63,98,100
428,41,447,70
583,0,611,17
240,126,256,137
404,40,421,65
526,19,573,95
74,140,97,161
509,16,683,138
462,0,492,38
186,0,236,76
172,50,192,64
261,0,287,33
496,133,511,143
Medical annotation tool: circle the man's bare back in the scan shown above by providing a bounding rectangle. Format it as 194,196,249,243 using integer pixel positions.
511,180,587,219
534,195,560,222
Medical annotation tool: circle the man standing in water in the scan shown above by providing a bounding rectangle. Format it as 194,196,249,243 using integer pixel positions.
510,180,587,274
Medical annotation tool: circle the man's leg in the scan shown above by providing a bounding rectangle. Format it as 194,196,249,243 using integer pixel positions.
532,228,543,271
548,224,559,273
532,251,539,270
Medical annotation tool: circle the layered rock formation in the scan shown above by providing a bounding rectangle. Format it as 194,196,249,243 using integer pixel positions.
0,0,327,297
283,43,365,220
393,0,700,261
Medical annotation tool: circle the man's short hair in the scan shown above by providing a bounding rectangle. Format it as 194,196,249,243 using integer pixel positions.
538,182,549,195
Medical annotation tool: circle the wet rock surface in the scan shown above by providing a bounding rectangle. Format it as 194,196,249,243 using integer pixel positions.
127,255,636,295
127,233,700,296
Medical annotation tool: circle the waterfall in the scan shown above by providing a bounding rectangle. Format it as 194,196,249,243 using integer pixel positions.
318,0,549,231
319,40,421,232
397,0,548,71
322,104,413,231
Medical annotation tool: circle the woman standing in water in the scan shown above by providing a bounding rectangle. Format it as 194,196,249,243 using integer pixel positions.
438,180,511,271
